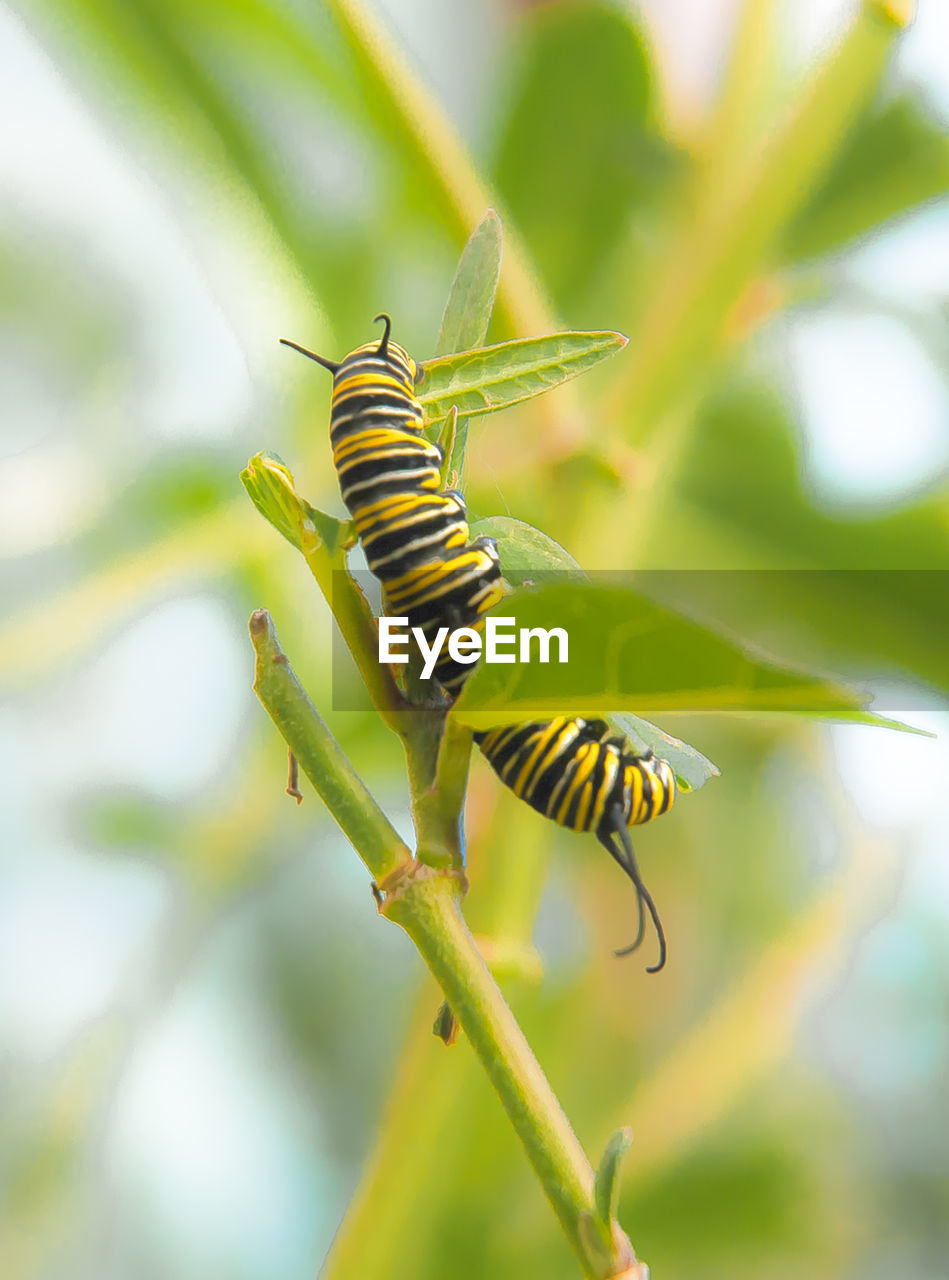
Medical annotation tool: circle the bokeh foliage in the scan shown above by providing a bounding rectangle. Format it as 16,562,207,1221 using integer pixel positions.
2,1,949,1278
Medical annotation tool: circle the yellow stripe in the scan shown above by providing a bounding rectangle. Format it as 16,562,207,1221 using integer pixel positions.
538,720,579,777
498,725,542,783
514,717,566,796
332,372,407,397
348,340,414,365
385,570,490,610
647,766,665,820
552,744,589,826
567,747,599,830
349,474,441,516
627,763,643,825
336,449,435,475
333,427,428,460
359,505,450,534
482,725,519,755
589,750,619,830
384,549,489,594
355,492,451,522
659,763,677,814
573,780,591,832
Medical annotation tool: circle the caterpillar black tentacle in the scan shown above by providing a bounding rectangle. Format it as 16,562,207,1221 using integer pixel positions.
600,816,666,972
282,318,504,695
473,717,677,971
278,337,339,374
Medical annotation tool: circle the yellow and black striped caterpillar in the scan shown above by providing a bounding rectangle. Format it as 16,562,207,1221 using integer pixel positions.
281,315,504,694
474,717,677,971
283,315,677,969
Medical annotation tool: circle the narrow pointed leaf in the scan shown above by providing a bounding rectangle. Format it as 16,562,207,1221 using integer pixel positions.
436,209,503,356
470,516,584,576
435,211,503,479
607,712,720,792
452,582,924,732
594,1127,633,1230
436,406,459,488
448,417,471,484
417,330,627,423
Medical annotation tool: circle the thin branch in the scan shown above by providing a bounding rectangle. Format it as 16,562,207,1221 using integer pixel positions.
382,874,633,1279
325,0,588,457
402,712,473,871
322,798,552,1277
299,532,408,732
325,0,550,337
250,610,409,881
605,0,914,440
249,612,641,1279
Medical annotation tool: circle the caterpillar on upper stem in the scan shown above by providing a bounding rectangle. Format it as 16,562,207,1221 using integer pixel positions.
281,315,503,696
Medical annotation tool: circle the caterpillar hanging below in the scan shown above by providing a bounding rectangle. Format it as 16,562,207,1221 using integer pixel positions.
473,718,677,971
280,314,504,695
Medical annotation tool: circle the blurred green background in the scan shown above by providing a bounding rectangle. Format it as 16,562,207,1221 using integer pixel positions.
2,1,949,1277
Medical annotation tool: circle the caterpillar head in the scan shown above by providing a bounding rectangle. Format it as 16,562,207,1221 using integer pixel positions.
279,312,418,385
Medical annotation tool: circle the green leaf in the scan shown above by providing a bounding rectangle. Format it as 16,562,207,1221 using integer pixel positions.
432,206,503,484
662,380,949,703
594,1127,633,1230
579,1125,636,1272
417,330,627,424
492,1,669,308
785,93,949,262
607,712,720,792
451,581,919,732
436,406,459,488
241,451,352,554
36,0,348,296
432,1001,459,1047
469,516,584,576
436,209,502,357
303,499,356,556
448,415,470,485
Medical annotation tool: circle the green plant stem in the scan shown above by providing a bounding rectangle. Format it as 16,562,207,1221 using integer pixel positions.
383,873,634,1279
424,714,474,867
572,0,910,581
323,795,552,1279
324,0,550,338
324,0,591,459
298,527,407,732
402,710,465,869
608,0,912,440
691,0,779,210
249,610,408,881
249,612,638,1279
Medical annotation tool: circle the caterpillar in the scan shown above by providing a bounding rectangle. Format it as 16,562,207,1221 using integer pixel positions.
280,314,504,694
282,315,677,969
474,717,677,971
